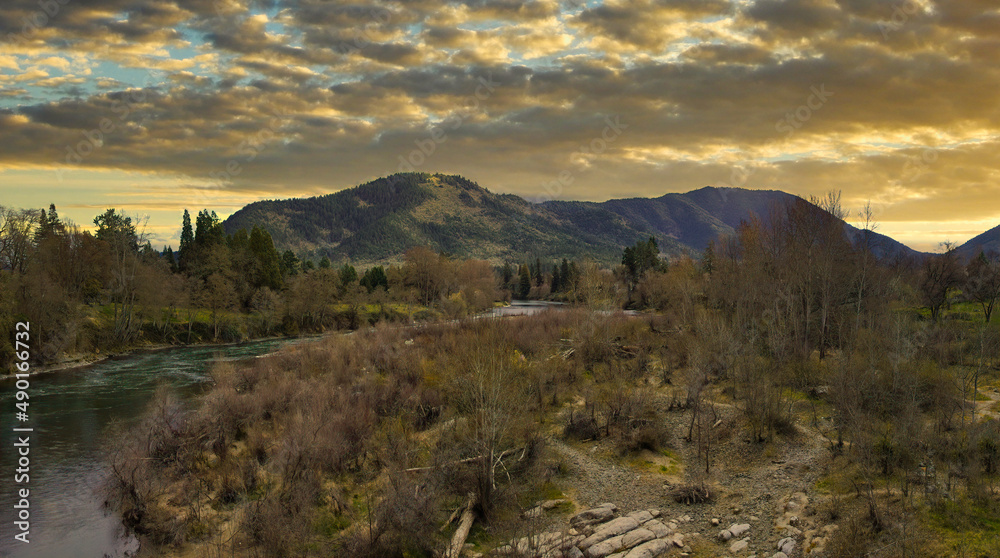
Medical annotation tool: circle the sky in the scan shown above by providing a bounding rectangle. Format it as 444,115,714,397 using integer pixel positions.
1,0,998,252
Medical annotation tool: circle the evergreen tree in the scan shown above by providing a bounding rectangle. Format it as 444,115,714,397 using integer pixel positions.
178,209,194,271
518,264,532,299
360,266,389,293
163,245,177,273
534,257,544,287
501,262,513,289
46,204,60,233
34,208,48,243
280,250,300,276
194,210,225,247
339,263,357,287
319,256,332,269
249,226,282,290
702,240,715,275
560,258,571,290
551,263,561,293
94,209,137,248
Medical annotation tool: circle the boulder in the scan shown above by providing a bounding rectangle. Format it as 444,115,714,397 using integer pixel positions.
585,534,627,558
579,518,641,550
778,536,795,555
772,553,788,558
730,539,749,553
718,529,733,541
572,506,617,528
729,523,751,537
642,519,672,538
626,510,654,524
623,539,671,558
621,529,655,549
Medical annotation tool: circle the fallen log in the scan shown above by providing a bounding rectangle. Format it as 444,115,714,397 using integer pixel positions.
446,493,478,558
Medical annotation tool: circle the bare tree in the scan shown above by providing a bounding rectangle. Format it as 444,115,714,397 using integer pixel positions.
964,251,1000,323
919,242,964,323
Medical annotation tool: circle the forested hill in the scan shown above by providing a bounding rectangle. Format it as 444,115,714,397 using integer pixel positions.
958,223,1000,260
223,173,919,264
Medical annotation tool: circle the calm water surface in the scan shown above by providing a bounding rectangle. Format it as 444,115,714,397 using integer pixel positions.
0,338,305,558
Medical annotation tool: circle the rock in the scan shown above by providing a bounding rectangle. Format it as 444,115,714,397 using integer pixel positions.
772,554,788,558
718,529,733,541
729,523,751,537
642,519,672,538
621,529,655,549
648,509,660,518
680,515,692,522
585,534,627,558
750,516,759,522
787,515,800,527
778,536,795,554
572,506,617,528
730,539,749,553
670,534,685,548
565,547,585,558
579,518,641,550
623,539,671,558
626,510,654,524
711,518,720,526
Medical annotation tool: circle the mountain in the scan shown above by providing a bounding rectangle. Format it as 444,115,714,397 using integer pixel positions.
223,172,919,264
224,173,680,264
958,224,1000,259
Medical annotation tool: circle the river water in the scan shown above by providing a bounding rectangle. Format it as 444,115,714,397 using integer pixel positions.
0,338,304,558
0,302,571,558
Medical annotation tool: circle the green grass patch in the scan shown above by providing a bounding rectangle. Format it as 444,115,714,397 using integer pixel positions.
314,509,351,538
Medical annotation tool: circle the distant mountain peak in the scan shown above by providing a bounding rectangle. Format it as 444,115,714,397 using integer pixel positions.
222,173,924,264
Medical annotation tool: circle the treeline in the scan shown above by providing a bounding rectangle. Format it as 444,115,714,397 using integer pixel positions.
99,193,1000,558
0,205,505,371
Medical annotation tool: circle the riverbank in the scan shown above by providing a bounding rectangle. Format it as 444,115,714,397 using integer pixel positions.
0,334,310,381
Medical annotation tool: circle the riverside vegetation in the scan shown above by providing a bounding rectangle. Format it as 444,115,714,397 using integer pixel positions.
99,195,1000,558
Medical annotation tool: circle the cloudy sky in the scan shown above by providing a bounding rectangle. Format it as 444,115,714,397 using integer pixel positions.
1,0,998,251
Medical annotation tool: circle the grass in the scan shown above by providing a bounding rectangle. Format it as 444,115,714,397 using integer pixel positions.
925,497,1000,557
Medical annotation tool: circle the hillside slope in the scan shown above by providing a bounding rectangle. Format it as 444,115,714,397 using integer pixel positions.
958,223,1000,259
223,173,920,264
224,173,677,264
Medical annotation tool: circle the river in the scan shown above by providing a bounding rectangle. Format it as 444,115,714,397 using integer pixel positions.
0,302,575,558
0,338,306,558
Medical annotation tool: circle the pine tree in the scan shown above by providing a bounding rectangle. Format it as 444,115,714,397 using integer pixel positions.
280,250,300,276
163,246,177,273
46,204,60,233
518,264,532,299
179,209,194,271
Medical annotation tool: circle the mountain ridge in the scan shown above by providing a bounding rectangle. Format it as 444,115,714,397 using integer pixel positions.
222,172,925,264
